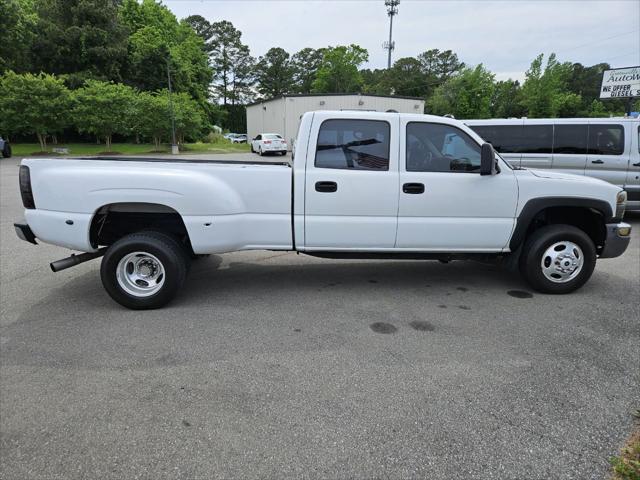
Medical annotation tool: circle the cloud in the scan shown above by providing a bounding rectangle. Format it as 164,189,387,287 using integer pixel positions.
166,0,640,80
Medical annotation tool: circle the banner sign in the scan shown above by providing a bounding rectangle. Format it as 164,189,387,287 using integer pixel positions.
600,66,640,99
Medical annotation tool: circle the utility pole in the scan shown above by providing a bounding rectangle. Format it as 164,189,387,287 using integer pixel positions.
166,59,179,155
383,0,400,69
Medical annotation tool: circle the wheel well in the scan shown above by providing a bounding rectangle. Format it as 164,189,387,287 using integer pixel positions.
521,206,606,253
89,203,193,253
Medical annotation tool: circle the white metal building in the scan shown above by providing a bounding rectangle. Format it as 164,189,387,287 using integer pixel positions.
246,93,425,149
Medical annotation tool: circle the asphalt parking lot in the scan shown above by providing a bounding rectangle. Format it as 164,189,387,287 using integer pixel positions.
1,156,638,479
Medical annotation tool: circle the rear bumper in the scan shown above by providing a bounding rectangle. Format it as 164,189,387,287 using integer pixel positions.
14,223,37,244
599,222,631,258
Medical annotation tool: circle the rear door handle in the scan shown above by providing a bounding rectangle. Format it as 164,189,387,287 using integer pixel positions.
403,182,425,194
633,162,640,167
315,181,337,193
591,159,604,164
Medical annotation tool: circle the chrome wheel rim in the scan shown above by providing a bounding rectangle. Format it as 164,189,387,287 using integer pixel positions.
540,241,584,283
116,251,165,297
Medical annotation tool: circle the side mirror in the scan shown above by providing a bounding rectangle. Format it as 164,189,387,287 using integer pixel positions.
480,143,497,176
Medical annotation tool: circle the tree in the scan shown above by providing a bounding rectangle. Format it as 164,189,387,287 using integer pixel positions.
120,0,212,101
312,45,369,93
30,0,128,86
0,72,71,150
520,53,582,118
382,57,426,97
491,80,525,118
255,47,295,98
183,14,215,52
228,44,255,105
72,80,136,151
361,50,465,99
416,49,465,96
172,92,208,143
132,91,168,149
427,64,495,119
209,20,249,105
291,48,324,94
0,0,37,73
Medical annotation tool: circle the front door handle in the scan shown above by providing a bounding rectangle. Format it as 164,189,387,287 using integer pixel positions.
591,159,604,164
315,181,337,193
633,162,640,167
403,182,425,194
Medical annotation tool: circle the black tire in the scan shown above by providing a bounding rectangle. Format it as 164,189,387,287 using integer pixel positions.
2,143,11,158
100,231,189,309
519,224,596,294
250,144,255,153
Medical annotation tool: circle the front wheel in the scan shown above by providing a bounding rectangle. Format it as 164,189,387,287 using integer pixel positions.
519,224,596,294
100,231,189,309
2,143,11,158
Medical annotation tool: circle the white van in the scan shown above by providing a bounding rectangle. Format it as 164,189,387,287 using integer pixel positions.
465,118,640,211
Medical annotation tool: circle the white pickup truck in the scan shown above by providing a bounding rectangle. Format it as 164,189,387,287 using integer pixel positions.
15,111,631,309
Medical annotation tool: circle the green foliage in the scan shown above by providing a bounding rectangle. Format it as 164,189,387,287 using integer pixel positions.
312,45,369,93
0,71,72,150
291,48,325,94
72,80,137,151
256,48,296,98
132,90,208,148
120,0,212,102
491,80,526,118
0,0,37,73
30,0,128,86
520,53,582,118
428,65,495,119
205,20,254,105
361,49,464,100
132,91,168,149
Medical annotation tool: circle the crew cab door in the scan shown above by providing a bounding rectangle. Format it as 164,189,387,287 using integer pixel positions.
303,114,399,249
397,120,518,251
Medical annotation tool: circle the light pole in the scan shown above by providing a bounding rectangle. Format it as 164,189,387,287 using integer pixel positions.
166,59,179,155
383,0,400,69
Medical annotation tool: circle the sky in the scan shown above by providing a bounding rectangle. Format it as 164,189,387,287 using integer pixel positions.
165,0,640,82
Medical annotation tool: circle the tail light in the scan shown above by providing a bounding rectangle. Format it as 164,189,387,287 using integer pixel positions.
19,165,35,209
263,140,272,144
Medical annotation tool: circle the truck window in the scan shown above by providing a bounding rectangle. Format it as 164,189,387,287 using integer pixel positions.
587,124,624,155
553,124,588,154
315,119,390,170
520,125,553,154
468,125,523,153
407,122,481,173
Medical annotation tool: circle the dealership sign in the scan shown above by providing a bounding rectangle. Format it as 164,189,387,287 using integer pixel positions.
600,66,640,99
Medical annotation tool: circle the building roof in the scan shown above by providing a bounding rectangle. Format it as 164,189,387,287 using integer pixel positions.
246,92,425,107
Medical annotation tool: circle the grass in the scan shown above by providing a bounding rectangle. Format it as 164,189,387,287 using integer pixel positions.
11,141,250,157
611,414,640,480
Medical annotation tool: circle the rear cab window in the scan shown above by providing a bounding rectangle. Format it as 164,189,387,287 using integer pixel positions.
315,119,390,170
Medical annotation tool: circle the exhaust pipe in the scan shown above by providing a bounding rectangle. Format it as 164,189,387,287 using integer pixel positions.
50,248,107,273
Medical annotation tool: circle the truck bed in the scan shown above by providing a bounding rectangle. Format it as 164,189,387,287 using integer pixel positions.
22,156,294,253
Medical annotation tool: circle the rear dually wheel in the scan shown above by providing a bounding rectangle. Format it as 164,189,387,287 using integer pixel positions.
100,231,189,309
